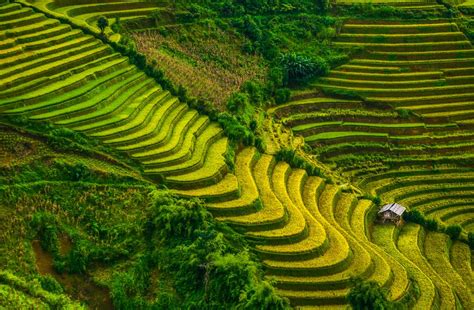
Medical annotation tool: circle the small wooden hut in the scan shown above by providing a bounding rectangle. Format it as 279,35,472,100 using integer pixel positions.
378,203,406,225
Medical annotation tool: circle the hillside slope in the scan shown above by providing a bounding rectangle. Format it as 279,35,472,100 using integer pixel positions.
0,1,472,308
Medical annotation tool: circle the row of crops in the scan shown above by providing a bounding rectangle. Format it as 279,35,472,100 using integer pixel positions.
272,17,474,235
269,9,474,308
22,0,164,36
0,1,472,308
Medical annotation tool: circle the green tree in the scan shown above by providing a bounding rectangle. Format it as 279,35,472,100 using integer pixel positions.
278,52,329,85
468,232,474,249
446,225,462,240
97,16,109,35
347,278,393,310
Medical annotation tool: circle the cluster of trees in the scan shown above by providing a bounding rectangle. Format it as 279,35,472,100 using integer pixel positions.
347,279,394,310
275,148,326,178
403,209,473,248
347,277,420,310
27,181,290,308
173,0,326,17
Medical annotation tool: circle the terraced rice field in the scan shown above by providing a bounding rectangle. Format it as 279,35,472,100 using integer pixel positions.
335,0,448,14
20,0,165,36
271,17,474,234
1,2,472,308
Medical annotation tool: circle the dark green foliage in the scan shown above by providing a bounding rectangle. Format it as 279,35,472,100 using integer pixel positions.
275,148,324,177
151,198,210,242
64,239,89,274
403,210,472,245
111,17,121,33
468,232,474,249
112,192,292,309
226,93,253,123
242,281,290,309
1,117,142,171
316,0,330,13
30,212,60,255
278,52,329,85
403,209,425,226
275,88,291,105
97,16,109,35
445,225,462,240
457,18,474,43
207,252,259,305
333,3,446,19
38,275,64,294
241,80,266,107
321,87,364,100
360,194,381,206
218,113,254,144
425,218,438,232
347,278,393,310
224,142,236,172
176,4,217,22
397,109,415,119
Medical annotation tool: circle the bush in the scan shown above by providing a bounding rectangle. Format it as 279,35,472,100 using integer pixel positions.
38,275,63,294
468,232,474,249
275,88,291,104
425,218,438,231
347,278,393,310
278,52,329,85
446,225,462,240
275,148,324,177
97,16,109,35
30,212,60,255
403,210,425,226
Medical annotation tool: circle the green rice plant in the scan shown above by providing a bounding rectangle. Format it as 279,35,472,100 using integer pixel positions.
449,241,473,287
256,165,326,258
77,88,169,134
135,117,209,167
263,180,351,276
423,231,473,308
351,200,410,301
56,77,151,126
2,61,134,111
372,225,438,309
243,161,307,243
174,173,240,203
160,136,228,186
37,72,147,121
111,103,187,147
210,147,261,215
0,271,84,309
145,123,224,174
130,110,199,159
397,224,456,307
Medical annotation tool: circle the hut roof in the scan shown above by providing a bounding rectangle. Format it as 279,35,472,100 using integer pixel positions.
378,203,406,216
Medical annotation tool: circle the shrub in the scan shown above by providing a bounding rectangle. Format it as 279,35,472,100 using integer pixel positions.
425,218,438,231
241,80,266,107
38,275,63,294
275,88,291,104
275,148,324,177
397,109,414,119
111,17,121,33
278,52,329,85
316,0,330,13
403,210,425,226
30,212,60,255
217,113,256,146
242,281,290,309
446,225,462,240
97,16,109,35
347,278,393,310
468,232,474,249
